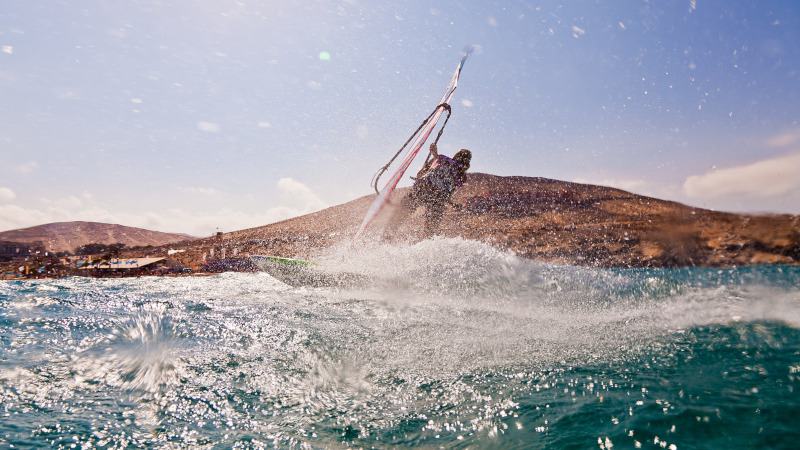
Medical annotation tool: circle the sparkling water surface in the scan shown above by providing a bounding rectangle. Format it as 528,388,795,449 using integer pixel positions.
2,239,799,448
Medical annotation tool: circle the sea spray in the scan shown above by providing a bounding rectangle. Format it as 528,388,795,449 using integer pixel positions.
1,239,799,448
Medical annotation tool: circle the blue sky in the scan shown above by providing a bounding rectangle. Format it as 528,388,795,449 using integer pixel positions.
1,1,799,237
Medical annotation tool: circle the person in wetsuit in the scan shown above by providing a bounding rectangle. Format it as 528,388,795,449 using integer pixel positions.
387,144,472,239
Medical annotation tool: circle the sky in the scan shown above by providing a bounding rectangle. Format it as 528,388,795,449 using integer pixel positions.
1,0,799,238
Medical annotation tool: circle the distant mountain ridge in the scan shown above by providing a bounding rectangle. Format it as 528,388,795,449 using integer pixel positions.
0,221,194,253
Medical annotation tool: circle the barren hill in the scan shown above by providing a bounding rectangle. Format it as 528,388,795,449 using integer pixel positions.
156,173,800,269
0,221,194,253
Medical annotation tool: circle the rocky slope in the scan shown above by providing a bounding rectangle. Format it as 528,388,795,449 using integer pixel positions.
157,173,800,269
0,221,194,254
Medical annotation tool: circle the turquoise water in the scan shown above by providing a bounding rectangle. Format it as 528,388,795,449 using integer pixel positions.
2,239,799,449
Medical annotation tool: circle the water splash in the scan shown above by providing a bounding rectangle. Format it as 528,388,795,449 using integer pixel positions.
1,248,799,447
74,311,184,392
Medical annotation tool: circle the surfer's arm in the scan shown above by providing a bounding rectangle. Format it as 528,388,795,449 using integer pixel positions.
429,142,438,158
417,144,438,175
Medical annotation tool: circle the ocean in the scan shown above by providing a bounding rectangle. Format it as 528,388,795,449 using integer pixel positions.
2,238,799,449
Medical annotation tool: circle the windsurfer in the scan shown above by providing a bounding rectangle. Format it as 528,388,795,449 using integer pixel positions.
385,143,472,239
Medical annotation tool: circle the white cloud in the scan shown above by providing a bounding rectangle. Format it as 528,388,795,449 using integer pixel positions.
122,207,308,237
0,187,15,202
57,91,80,100
197,121,220,133
277,177,328,212
178,186,220,196
0,203,55,231
40,195,85,209
13,161,38,174
766,130,800,147
0,179,331,237
0,200,294,237
684,152,800,198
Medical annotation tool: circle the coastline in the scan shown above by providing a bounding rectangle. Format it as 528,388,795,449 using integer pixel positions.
2,174,798,279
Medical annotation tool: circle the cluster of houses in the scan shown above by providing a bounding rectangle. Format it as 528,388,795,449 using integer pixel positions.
0,235,264,279
0,241,262,279
1,254,174,279
0,241,187,279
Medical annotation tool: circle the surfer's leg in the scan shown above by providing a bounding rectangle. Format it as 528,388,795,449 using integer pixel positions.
423,200,445,238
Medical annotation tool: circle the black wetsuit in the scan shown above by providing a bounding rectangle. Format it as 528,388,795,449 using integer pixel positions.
401,154,466,236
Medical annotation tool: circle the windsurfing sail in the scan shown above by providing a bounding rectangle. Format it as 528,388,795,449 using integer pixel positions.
352,50,472,243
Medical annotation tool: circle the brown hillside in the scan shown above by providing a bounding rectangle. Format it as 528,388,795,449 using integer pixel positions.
156,173,800,269
0,221,194,253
